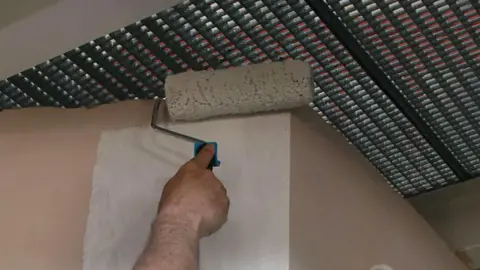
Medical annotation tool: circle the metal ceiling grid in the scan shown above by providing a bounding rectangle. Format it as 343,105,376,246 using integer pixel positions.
325,0,480,175
0,0,477,197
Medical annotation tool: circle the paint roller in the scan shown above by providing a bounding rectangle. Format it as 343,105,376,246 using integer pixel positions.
151,60,314,169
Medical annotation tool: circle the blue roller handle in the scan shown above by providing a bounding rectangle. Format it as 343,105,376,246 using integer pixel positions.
194,142,221,170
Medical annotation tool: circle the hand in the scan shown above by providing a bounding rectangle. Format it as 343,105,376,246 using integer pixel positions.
157,144,230,238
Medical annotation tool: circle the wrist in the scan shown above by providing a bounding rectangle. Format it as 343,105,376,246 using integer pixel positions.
155,208,202,240
135,209,200,270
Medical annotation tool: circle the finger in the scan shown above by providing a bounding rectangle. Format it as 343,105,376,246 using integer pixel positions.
193,143,216,169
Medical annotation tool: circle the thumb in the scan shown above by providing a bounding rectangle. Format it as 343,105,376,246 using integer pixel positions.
192,143,215,169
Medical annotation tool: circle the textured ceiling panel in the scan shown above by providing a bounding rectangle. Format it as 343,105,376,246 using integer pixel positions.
1,0,478,197
326,0,480,175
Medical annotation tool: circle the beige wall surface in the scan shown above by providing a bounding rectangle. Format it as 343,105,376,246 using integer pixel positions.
288,109,468,270
0,101,152,270
0,102,468,270
0,0,180,79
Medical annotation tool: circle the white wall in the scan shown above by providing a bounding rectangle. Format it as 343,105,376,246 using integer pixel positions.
0,0,180,79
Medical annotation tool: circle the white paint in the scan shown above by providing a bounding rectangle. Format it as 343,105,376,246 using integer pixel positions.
83,127,169,270
0,0,180,79
83,113,291,270
83,107,468,270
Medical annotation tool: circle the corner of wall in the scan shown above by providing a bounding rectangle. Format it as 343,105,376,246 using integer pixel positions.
287,107,467,270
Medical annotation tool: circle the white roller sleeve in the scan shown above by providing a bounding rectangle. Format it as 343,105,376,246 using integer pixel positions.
165,60,313,121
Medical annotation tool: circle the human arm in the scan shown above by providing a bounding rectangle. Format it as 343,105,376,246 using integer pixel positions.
134,144,230,270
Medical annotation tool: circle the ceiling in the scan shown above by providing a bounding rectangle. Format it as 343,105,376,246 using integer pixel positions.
0,0,478,197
